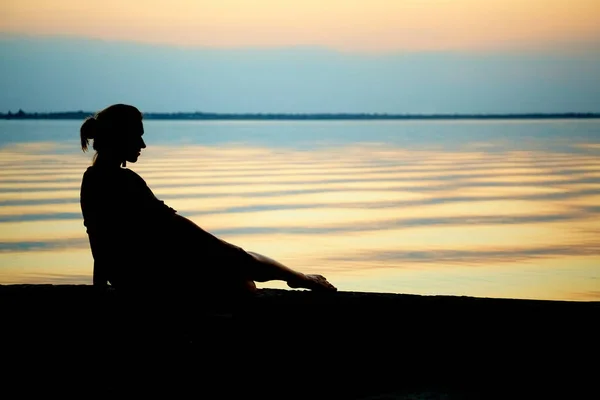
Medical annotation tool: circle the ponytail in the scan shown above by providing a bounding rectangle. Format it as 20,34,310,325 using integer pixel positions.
80,116,98,152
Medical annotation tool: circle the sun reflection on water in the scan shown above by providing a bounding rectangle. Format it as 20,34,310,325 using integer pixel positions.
1,122,599,301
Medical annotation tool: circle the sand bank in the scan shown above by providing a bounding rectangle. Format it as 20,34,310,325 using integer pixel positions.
2,285,598,399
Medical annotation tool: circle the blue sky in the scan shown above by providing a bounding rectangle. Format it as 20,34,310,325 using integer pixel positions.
1,34,599,114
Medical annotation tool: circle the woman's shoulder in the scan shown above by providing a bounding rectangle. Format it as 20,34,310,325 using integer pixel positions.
82,165,94,175
83,165,137,177
81,165,98,184
121,167,148,185
82,166,142,188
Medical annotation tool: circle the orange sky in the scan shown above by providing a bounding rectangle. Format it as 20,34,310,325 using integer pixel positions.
2,0,600,51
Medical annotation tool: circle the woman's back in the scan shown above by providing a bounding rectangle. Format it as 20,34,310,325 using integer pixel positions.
81,165,177,287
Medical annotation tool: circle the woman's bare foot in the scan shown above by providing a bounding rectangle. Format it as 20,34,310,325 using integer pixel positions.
287,274,337,292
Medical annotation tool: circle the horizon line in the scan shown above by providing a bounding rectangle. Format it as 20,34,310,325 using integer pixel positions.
2,110,600,121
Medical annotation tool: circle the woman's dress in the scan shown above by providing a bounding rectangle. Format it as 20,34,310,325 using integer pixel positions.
80,165,254,293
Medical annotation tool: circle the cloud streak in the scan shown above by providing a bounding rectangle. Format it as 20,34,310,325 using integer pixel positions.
3,1,600,52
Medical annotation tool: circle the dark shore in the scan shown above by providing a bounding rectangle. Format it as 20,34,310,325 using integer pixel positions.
2,110,600,120
2,285,598,399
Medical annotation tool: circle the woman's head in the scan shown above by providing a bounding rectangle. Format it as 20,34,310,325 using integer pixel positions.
80,104,146,165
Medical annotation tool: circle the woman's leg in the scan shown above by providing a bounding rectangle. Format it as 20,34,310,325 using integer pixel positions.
246,251,337,292
170,213,336,292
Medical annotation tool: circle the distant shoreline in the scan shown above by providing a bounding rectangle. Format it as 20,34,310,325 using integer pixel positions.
1,110,600,121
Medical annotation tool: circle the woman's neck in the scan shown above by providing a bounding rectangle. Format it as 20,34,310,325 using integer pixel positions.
94,153,125,169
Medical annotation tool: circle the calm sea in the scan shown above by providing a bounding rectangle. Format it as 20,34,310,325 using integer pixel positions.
1,119,599,301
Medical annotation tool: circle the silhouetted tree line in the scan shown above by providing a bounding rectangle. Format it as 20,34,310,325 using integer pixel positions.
1,110,599,120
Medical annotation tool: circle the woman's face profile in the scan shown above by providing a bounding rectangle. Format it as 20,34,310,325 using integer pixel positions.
123,121,146,163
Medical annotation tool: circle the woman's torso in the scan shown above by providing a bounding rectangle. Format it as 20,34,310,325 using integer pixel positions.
80,165,177,286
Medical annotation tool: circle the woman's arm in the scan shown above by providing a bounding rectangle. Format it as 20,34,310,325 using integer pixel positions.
93,260,109,288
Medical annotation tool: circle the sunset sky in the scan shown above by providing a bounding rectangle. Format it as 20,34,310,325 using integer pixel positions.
1,2,600,299
3,0,599,51
1,1,599,112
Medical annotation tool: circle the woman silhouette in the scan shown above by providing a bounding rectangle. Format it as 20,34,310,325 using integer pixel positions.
80,104,336,297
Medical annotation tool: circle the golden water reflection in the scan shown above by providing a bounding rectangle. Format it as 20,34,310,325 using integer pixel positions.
1,141,599,301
